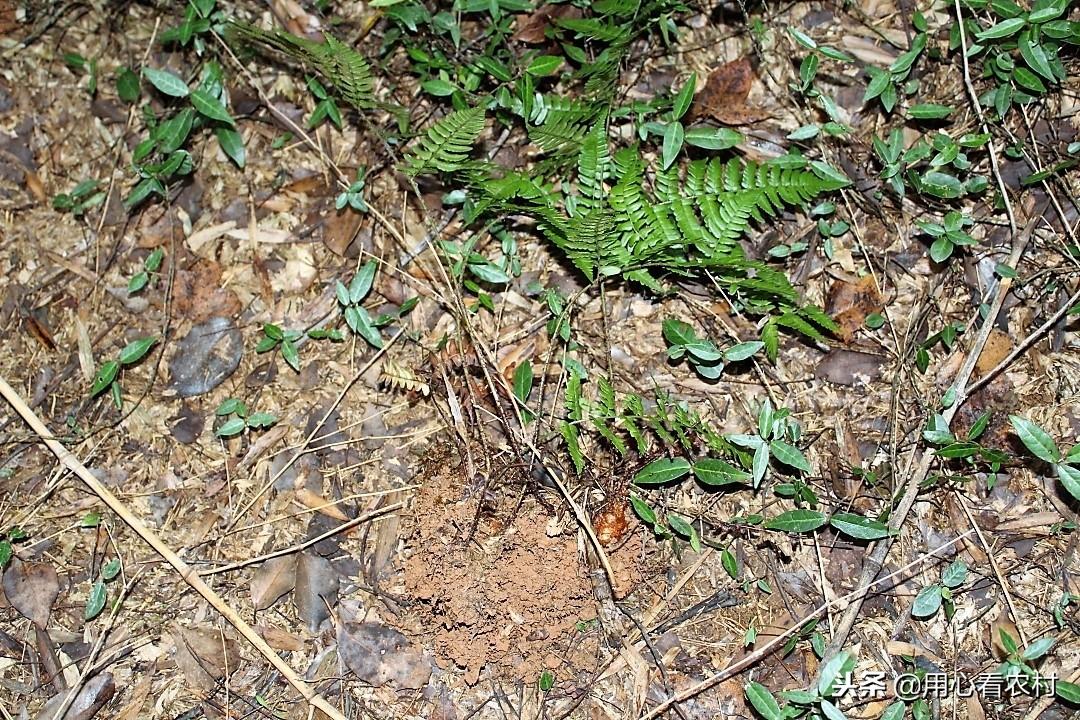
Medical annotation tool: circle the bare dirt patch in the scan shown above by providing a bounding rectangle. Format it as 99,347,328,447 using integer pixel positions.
402,454,601,686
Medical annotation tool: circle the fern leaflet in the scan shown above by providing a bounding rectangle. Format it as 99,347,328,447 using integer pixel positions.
404,107,486,177
226,22,374,111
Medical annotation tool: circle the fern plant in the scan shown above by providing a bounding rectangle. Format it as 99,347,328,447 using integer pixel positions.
403,106,487,177
464,119,846,349
226,21,374,111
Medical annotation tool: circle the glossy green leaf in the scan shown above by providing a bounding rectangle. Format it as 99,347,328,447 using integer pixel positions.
527,55,564,76
1056,463,1080,503
85,581,107,620
911,583,942,618
90,360,120,396
975,17,1026,41
769,440,811,472
143,66,189,97
116,67,140,103
1009,415,1060,462
349,260,378,304
724,341,764,362
190,88,233,124
118,336,157,365
683,126,742,149
215,126,245,168
830,512,891,540
661,121,684,171
512,360,533,405
693,458,750,487
908,103,953,119
745,682,783,720
633,457,691,485
764,509,826,533
216,417,247,437
671,73,696,120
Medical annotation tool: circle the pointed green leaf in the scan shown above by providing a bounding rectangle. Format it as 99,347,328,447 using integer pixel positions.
216,417,248,437
661,121,684,171
143,66,189,97
1009,415,1060,463
830,512,891,540
693,458,750,487
684,126,742,150
764,509,826,533
1056,463,1080,503
118,336,157,365
190,88,234,124
512,360,533,405
633,457,691,485
769,440,811,473
85,581,107,620
745,682,783,720
672,73,697,120
215,126,245,168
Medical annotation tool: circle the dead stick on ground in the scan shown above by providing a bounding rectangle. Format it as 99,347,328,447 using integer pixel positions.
200,500,406,576
811,217,1035,683
0,376,349,720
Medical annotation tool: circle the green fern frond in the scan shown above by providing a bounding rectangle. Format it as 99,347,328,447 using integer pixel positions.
529,97,602,157
576,121,611,215
321,34,375,111
556,17,633,43
226,22,374,111
404,107,486,177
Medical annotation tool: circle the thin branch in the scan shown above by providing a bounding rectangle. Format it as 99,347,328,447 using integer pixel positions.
0,375,349,720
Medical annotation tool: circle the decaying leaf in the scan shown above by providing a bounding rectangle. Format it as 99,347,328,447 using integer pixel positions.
974,329,1012,378
826,274,883,343
168,624,241,696
35,672,115,720
689,57,771,125
2,557,60,629
337,621,432,689
381,357,431,396
249,555,297,611
294,551,339,633
815,349,884,386
513,4,580,43
256,622,305,652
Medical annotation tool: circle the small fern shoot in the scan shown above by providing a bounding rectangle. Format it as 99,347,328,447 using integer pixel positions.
226,21,374,111
404,107,486,177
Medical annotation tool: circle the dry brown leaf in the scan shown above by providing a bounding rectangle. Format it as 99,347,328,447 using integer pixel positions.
2,557,60,629
23,168,45,202
35,673,115,720
513,4,580,43
294,487,350,521
996,512,1061,532
168,624,241,696
338,621,432,689
294,551,339,633
826,274,883,343
689,58,771,125
974,329,1012,378
966,694,987,720
170,259,241,323
322,205,365,256
815,349,884,386
112,675,152,720
250,555,297,611
256,623,305,652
